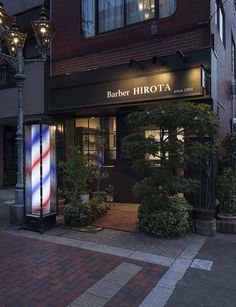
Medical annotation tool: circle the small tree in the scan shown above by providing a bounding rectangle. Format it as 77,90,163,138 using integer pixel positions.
123,101,219,237
58,146,91,205
217,135,236,216
90,129,109,193
221,135,236,172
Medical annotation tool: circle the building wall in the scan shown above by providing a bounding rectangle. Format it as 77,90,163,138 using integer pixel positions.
0,126,3,188
52,0,211,76
211,0,236,138
0,63,45,119
48,1,236,203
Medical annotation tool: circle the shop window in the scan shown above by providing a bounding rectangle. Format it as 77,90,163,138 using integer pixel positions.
215,0,225,44
145,129,168,160
145,128,184,161
232,36,236,75
81,0,176,38
75,116,116,166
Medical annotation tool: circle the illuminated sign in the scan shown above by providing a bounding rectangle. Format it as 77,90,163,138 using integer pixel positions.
25,123,56,218
49,67,205,111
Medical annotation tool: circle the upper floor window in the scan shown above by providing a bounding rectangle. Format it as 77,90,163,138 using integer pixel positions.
215,0,225,44
81,0,177,38
232,36,236,75
0,64,15,89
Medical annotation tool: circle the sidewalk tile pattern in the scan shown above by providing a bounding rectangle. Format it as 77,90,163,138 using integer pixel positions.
0,233,168,307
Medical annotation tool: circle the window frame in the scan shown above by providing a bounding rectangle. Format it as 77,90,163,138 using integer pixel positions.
232,35,236,76
75,116,117,167
143,127,185,169
80,0,177,38
0,64,16,90
215,0,226,46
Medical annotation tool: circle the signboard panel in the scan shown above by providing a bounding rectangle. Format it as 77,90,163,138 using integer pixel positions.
50,67,204,111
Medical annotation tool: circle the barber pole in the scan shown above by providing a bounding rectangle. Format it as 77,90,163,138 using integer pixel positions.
25,122,57,230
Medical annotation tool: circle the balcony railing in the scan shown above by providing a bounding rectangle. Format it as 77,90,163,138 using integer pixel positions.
0,64,16,89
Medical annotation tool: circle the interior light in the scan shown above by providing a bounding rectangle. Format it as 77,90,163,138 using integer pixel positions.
40,26,47,34
139,3,144,11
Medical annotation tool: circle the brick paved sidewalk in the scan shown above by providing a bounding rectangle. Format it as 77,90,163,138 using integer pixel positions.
0,233,167,307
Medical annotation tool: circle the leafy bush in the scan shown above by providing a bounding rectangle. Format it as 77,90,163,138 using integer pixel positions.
138,196,192,238
89,197,109,219
64,203,92,227
64,198,109,227
216,135,236,216
217,168,236,216
123,102,219,237
221,135,236,170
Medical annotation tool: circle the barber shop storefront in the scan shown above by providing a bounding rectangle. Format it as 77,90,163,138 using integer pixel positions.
46,54,211,202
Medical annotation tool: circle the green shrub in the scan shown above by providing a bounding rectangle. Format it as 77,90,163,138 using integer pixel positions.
64,198,109,227
58,146,91,206
64,203,92,227
123,102,219,238
89,197,109,219
138,196,192,238
217,168,236,216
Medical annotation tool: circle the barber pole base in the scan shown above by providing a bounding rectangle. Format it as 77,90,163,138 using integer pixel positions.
25,214,56,233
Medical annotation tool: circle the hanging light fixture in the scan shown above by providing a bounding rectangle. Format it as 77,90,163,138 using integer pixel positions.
6,18,27,56
0,2,14,40
31,6,55,58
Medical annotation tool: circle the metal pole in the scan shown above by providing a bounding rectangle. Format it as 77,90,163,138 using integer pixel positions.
10,49,26,225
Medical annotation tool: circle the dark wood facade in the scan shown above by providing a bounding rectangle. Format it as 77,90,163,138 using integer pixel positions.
47,0,236,202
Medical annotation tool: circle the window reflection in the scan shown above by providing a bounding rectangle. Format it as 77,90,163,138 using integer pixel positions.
81,0,177,38
75,116,116,166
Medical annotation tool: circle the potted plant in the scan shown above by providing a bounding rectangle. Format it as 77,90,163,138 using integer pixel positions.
105,185,114,202
58,145,91,206
217,167,236,221
80,192,90,204
213,135,236,234
91,164,109,201
192,150,217,221
90,129,109,200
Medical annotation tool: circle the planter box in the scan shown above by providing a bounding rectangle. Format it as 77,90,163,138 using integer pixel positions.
216,219,236,234
80,194,90,204
217,214,236,222
105,195,114,202
193,208,215,221
91,191,106,201
216,214,236,234
194,218,216,236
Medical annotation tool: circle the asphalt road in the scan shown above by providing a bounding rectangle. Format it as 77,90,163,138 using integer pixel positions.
166,233,236,307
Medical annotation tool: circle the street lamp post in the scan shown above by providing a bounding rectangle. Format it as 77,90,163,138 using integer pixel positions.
0,2,55,225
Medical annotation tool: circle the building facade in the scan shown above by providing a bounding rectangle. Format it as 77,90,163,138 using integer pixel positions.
0,0,50,188
45,0,236,203
1,1,235,204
